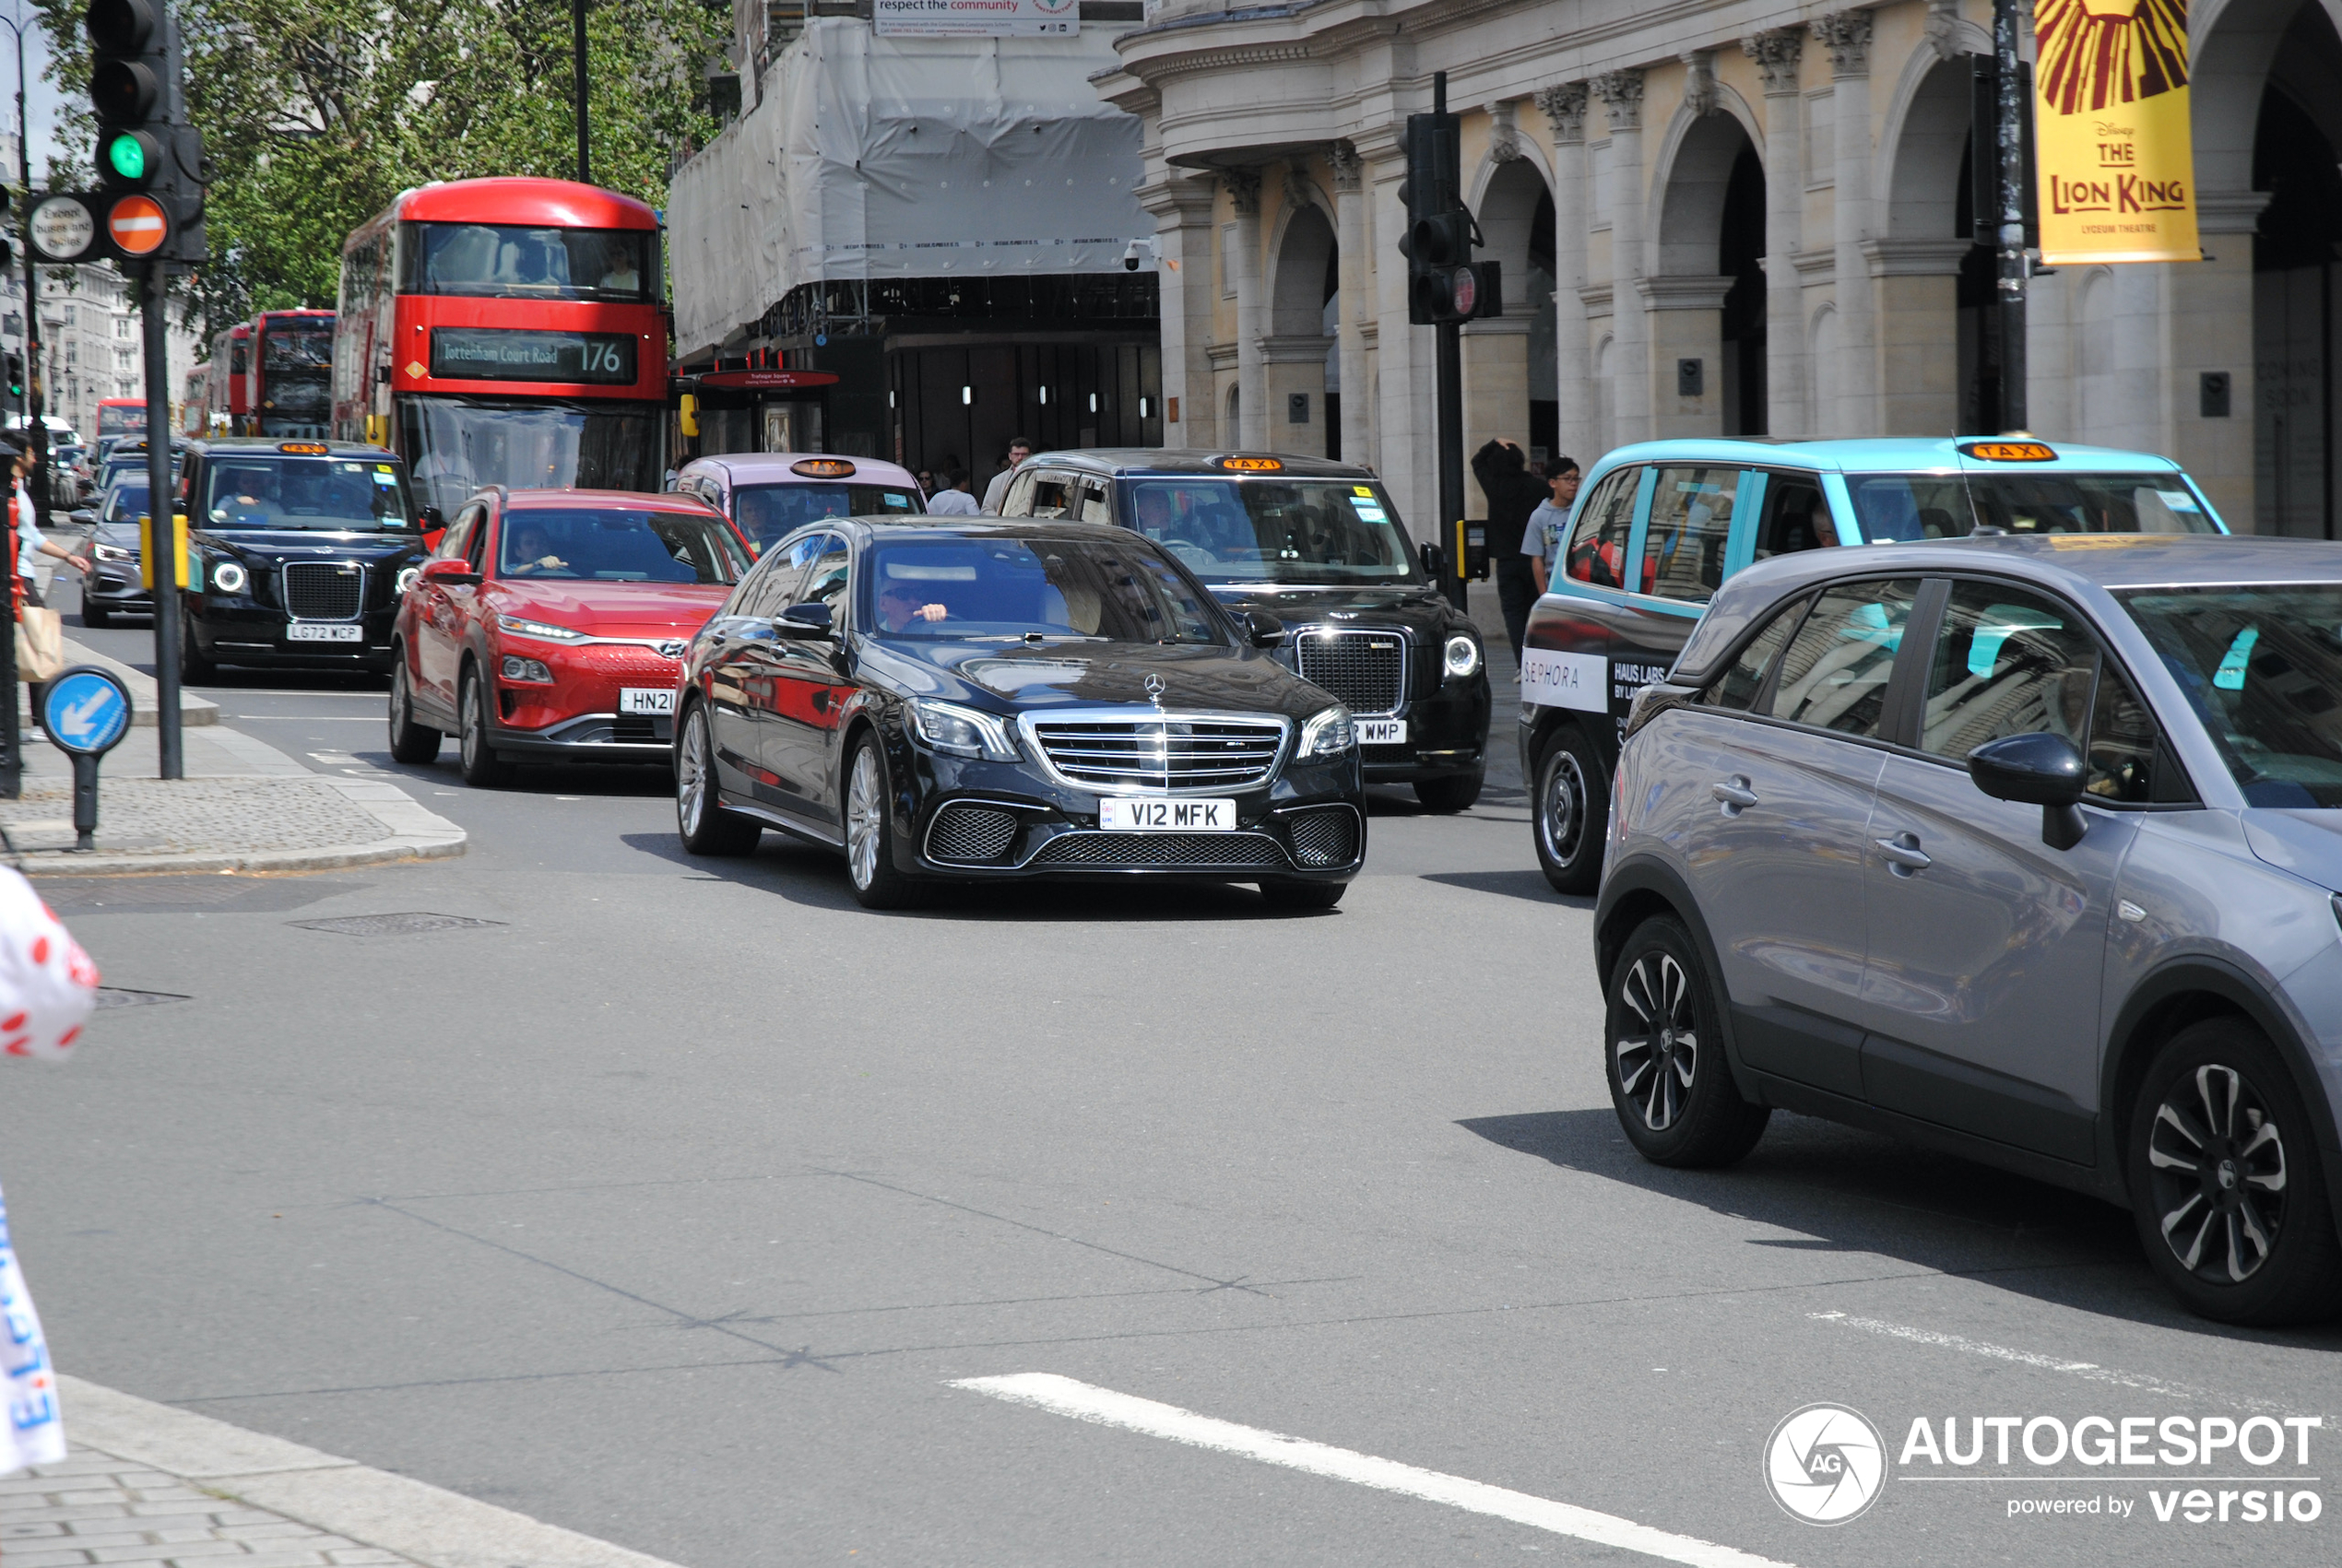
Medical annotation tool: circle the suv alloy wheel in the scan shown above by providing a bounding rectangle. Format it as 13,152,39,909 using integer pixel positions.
1535,725,1606,894
1604,916,1769,1167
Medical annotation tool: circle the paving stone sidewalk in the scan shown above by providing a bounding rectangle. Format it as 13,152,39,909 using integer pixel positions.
0,1447,406,1568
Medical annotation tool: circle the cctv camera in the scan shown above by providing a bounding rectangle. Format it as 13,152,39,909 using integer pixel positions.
1122,239,1142,272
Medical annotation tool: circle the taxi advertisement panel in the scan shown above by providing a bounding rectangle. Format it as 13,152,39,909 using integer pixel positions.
2032,0,2201,264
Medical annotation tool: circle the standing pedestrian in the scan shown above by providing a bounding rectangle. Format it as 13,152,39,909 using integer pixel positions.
981,437,1033,513
926,469,981,515
1471,438,1546,666
0,867,101,1479
1523,457,1583,594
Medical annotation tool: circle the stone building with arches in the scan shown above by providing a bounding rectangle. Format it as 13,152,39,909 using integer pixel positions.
1095,0,2342,536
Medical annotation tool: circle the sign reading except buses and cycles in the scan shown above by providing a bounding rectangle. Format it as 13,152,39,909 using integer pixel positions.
2031,0,2201,265
873,0,1078,35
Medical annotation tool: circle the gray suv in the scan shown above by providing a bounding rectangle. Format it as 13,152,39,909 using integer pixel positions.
1597,534,2342,1324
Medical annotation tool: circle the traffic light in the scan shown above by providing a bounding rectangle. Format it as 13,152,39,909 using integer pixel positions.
0,185,11,267
5,354,21,401
1399,109,1492,325
83,0,206,265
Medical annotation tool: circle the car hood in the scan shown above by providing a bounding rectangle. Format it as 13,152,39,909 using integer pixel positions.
859,639,1328,718
2241,810,2342,892
1206,581,1460,629
491,581,732,639
195,527,425,560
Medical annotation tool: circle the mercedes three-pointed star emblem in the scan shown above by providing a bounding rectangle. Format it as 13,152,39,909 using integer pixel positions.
1144,672,1166,705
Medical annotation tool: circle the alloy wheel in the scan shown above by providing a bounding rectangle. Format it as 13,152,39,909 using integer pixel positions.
1615,951,1697,1131
461,679,483,770
846,747,882,890
679,710,710,833
2147,1064,2289,1284
1539,748,1587,867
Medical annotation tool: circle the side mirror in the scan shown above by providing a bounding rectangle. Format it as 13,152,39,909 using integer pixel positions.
1244,610,1286,649
68,510,95,526
775,600,834,635
420,558,481,587
421,506,447,530
1968,732,2088,850
1419,540,1447,581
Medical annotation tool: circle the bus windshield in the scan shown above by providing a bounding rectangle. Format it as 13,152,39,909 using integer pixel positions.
1122,477,1423,584
399,396,663,518
200,455,419,532
97,404,145,440
407,223,658,303
261,323,332,371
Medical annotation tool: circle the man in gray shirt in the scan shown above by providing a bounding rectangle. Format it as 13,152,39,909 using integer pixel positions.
980,437,1033,513
927,469,982,515
1521,457,1583,593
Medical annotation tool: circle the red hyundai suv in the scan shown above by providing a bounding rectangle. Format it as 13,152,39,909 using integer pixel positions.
388,487,753,784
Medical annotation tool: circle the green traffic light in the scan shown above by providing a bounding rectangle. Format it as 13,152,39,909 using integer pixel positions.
106,133,148,182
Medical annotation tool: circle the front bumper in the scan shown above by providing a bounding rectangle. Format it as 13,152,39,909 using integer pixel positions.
892,742,1366,882
484,641,686,765
1358,672,1492,784
189,600,396,669
82,563,153,614
491,711,674,763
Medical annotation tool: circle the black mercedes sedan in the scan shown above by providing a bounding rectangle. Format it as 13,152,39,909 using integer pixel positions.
673,518,1367,910
997,451,1492,809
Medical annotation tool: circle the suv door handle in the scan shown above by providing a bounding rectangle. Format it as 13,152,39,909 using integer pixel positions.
1711,776,1758,815
1875,831,1933,876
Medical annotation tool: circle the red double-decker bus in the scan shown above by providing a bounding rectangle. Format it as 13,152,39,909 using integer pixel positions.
334,177,666,522
208,324,251,431
249,308,335,437
94,397,147,451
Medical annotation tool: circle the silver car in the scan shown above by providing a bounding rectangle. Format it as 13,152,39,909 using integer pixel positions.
1597,534,2342,1324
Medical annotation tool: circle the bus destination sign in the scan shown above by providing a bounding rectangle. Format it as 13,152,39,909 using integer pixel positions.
430,328,639,384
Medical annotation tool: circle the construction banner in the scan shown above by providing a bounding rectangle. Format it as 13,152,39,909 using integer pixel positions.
2031,0,2201,264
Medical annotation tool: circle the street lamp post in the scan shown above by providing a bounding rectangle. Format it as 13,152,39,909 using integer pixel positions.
0,7,40,801
573,0,590,185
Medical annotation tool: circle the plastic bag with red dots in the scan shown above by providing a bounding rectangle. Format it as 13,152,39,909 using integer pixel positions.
0,867,97,1061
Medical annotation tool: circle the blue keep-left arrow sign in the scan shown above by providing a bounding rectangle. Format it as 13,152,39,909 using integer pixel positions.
41,668,132,756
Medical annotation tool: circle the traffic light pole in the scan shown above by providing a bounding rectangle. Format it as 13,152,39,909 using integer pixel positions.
138,265,181,778
1428,73,1467,611
1994,0,2028,431
573,0,591,184
1,16,33,800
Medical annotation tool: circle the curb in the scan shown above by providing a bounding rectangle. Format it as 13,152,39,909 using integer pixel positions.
15,774,467,878
59,1373,691,1568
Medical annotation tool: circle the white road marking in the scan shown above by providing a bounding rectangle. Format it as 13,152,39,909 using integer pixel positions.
1808,1313,2298,1413
308,751,367,768
951,1373,1792,1568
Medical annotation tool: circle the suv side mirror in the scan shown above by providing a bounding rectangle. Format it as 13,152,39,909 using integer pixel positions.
1968,732,2088,850
775,601,834,635
1419,540,1446,581
1244,611,1286,649
420,558,481,587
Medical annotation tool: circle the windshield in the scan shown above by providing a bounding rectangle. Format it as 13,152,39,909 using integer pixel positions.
864,536,1226,644
1848,471,2220,541
96,404,144,438
200,456,419,532
2119,585,2342,807
1124,477,1420,584
398,396,662,519
261,324,332,371
407,221,658,303
103,482,148,524
500,507,747,584
731,482,923,550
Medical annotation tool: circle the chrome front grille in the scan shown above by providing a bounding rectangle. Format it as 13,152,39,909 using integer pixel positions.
1031,831,1286,869
1024,713,1286,793
1295,631,1405,715
927,804,1019,863
283,561,363,620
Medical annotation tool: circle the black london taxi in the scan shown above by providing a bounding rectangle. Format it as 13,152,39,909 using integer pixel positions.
172,437,430,679
997,451,1492,810
1521,435,2229,892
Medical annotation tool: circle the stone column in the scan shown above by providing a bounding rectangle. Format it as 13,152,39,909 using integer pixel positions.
1536,83,1592,467
1813,10,1875,436
2178,191,2270,527
1226,167,1268,448
1592,68,1649,445
1741,29,1805,437
1863,239,1974,434
1330,142,1370,466
1140,175,1223,449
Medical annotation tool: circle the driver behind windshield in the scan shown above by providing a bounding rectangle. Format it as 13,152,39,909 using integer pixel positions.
877,579,949,631
507,523,571,577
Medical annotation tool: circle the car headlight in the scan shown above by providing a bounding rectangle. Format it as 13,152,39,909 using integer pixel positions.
396,565,422,595
1297,705,1354,759
91,541,135,563
1444,633,1483,678
905,698,1019,760
500,654,552,684
211,560,248,595
497,613,585,642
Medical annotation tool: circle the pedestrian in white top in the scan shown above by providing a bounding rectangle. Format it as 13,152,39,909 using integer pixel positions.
980,437,1033,513
1522,457,1582,594
926,470,981,515
8,440,90,599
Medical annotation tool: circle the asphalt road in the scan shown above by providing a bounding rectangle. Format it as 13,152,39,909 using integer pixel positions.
8,581,2340,1568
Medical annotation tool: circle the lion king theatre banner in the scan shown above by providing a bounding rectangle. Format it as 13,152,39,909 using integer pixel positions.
2032,0,2202,264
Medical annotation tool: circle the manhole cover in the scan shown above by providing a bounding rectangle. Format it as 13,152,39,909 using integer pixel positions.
94,987,191,1009
288,913,507,937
